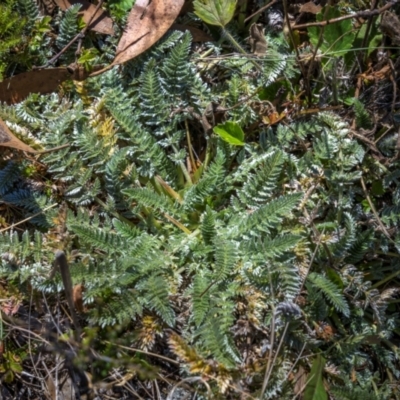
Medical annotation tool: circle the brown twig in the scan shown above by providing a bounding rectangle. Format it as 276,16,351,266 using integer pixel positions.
0,203,58,233
304,0,333,104
35,143,71,155
244,0,278,23
388,58,398,116
360,176,395,243
282,0,310,102
292,1,396,30
54,251,82,342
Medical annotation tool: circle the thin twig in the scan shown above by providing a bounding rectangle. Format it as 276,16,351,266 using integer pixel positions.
162,212,191,234
185,120,197,174
297,227,325,297
41,291,64,338
292,1,396,30
267,322,289,380
36,0,105,68
284,341,307,383
111,369,145,399
282,0,309,99
35,143,70,155
371,269,400,289
304,0,332,104
0,203,58,233
103,341,180,364
302,204,335,267
361,0,378,66
154,380,162,400
28,292,42,386
388,58,397,115
360,175,394,243
167,377,212,400
244,0,278,23
260,277,276,398
1,317,51,345
54,251,82,342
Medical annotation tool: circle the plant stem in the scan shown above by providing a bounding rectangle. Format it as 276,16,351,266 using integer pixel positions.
221,28,263,71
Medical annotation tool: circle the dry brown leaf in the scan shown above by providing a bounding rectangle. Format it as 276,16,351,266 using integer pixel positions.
0,66,102,105
54,0,114,35
358,65,391,82
172,24,212,42
300,2,322,14
0,68,70,105
112,0,185,65
0,118,37,153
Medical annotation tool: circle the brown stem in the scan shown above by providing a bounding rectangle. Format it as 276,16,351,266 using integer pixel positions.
55,251,82,342
244,0,278,23
282,0,310,102
35,143,70,155
292,1,396,30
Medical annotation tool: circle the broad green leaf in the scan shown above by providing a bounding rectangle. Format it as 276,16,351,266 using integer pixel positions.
193,0,237,27
304,355,328,400
308,6,355,56
213,121,245,146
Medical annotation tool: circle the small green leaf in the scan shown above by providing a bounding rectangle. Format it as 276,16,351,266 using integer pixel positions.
304,355,328,400
193,0,237,27
213,121,245,146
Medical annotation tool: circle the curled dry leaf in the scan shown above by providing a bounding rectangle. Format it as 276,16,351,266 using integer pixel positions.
54,0,114,35
73,283,85,313
249,23,268,56
0,118,36,153
112,0,185,66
